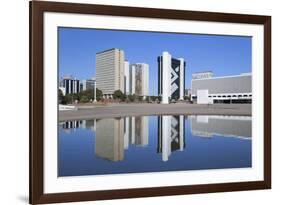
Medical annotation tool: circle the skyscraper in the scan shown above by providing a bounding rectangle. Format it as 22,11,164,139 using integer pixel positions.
131,63,149,98
158,51,186,104
96,48,125,98
124,61,130,95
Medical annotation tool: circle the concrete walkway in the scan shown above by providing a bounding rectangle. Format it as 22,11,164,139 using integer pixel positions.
59,103,251,121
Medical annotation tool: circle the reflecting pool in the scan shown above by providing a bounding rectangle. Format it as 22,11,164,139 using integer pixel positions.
58,115,252,177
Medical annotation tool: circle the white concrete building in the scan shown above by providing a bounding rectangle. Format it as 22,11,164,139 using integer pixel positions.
158,51,186,104
96,48,125,98
191,72,252,104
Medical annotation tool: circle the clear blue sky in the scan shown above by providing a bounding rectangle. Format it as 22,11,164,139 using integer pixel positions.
59,27,252,96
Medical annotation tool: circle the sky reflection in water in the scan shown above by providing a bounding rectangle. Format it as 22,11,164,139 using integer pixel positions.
58,115,252,177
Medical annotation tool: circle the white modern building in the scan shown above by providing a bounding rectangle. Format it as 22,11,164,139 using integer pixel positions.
191,72,252,104
96,48,125,98
59,75,80,95
158,51,186,104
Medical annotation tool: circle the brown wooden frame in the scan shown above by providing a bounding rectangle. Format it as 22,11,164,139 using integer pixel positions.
30,0,271,204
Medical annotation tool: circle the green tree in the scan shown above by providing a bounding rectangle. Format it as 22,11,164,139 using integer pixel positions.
79,89,94,101
80,95,90,103
137,95,143,102
150,96,157,102
128,94,136,102
64,93,79,104
113,90,125,100
58,89,66,104
95,88,103,101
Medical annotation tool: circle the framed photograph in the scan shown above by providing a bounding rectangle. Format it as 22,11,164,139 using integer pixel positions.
30,1,271,204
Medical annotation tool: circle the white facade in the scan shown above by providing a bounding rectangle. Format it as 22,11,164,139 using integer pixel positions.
161,52,171,104
96,48,125,96
158,51,185,104
191,73,252,104
197,89,212,104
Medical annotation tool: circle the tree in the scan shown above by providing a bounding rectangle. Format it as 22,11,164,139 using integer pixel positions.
184,95,191,101
137,95,143,102
80,95,90,103
96,88,103,101
58,89,66,104
150,96,157,102
128,94,136,102
78,89,94,101
113,90,125,100
64,93,79,104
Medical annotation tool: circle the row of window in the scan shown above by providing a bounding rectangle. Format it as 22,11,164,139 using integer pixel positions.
208,94,252,98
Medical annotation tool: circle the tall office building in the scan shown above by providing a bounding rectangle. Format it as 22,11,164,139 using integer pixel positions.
131,63,149,98
59,75,80,95
129,64,136,95
124,61,130,95
96,48,125,98
158,51,186,104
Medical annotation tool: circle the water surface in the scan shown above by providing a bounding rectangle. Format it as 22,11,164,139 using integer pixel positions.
58,115,252,177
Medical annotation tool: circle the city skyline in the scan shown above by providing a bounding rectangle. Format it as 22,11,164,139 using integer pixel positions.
59,27,252,96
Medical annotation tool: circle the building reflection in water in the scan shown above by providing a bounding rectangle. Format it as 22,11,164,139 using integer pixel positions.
60,119,96,133
95,118,125,161
190,115,251,140
95,116,149,162
157,115,185,161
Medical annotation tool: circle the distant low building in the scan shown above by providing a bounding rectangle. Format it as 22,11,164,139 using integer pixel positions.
191,72,252,104
59,75,80,95
81,77,96,91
